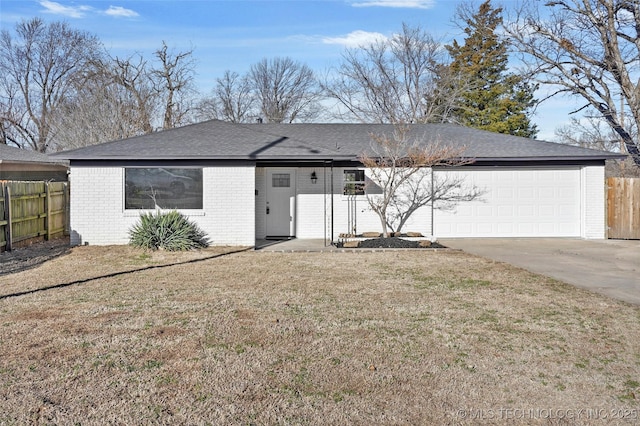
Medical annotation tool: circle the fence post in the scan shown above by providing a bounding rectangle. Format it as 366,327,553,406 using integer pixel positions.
45,182,51,241
64,182,70,236
4,185,12,251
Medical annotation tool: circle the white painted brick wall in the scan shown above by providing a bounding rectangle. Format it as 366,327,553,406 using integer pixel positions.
72,164,600,244
582,165,606,239
70,166,128,246
294,166,432,239
69,165,255,246
200,167,255,246
296,167,330,239
253,166,432,240
255,167,266,238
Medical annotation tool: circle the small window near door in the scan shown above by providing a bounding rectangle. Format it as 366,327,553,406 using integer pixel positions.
272,173,291,188
343,170,365,195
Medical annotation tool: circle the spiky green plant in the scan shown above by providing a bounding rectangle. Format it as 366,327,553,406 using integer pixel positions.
129,210,209,251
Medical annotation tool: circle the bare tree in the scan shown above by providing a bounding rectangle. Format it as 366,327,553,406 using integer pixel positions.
152,41,196,129
48,42,197,151
249,57,320,123
0,18,103,152
506,0,640,165
323,24,463,124
197,70,256,122
555,110,625,152
48,69,145,151
47,53,157,151
107,54,157,134
360,124,482,237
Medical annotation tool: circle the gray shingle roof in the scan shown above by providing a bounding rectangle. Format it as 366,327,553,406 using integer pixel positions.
53,120,624,162
0,144,68,165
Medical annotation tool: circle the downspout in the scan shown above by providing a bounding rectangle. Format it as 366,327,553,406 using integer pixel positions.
431,168,435,239
331,161,334,245
323,161,327,247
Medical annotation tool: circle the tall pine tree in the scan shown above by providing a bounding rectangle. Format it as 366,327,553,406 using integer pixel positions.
446,1,538,137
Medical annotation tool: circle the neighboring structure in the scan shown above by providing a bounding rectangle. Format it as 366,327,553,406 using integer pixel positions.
53,120,623,246
0,144,68,181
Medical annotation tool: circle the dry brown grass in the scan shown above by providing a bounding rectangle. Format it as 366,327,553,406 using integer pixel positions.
1,245,640,425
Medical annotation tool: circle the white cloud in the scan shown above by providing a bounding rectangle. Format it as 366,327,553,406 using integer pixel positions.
105,6,139,18
350,0,436,9
322,30,387,48
39,1,139,19
39,0,92,18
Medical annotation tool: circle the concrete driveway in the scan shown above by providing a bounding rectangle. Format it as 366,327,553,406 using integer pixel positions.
440,238,640,305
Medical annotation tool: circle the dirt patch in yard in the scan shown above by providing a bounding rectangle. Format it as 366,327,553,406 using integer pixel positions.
1,245,640,424
0,237,71,276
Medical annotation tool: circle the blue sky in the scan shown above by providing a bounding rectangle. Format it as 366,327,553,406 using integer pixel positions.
0,0,579,140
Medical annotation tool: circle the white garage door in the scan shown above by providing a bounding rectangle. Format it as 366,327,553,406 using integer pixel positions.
434,168,582,237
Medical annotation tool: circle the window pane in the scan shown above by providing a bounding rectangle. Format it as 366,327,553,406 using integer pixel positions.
125,168,203,209
343,170,365,195
272,173,290,188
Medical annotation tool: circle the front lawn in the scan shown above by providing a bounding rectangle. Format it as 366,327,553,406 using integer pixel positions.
1,246,639,424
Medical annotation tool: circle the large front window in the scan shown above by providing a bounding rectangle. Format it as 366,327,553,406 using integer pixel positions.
125,168,203,209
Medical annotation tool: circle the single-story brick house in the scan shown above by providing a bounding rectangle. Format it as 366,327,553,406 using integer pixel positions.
0,144,68,181
53,120,623,246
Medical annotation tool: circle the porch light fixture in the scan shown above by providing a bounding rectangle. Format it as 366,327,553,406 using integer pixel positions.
311,171,318,184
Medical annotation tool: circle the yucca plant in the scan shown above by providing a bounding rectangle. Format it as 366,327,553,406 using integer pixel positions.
129,210,209,251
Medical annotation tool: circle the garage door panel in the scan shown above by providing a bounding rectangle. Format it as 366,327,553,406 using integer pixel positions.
496,187,514,199
517,223,534,234
434,168,581,237
497,223,514,234
518,187,535,199
497,205,514,217
477,205,493,217
477,223,493,233
518,205,535,216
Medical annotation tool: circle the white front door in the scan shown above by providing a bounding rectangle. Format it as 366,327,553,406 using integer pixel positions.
266,169,296,237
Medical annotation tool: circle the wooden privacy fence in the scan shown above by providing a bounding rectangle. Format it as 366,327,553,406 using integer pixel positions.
607,177,640,240
0,181,69,252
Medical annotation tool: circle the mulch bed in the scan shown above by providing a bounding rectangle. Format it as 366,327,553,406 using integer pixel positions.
336,237,446,249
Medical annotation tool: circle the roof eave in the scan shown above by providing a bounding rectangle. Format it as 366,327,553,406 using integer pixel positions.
469,155,625,162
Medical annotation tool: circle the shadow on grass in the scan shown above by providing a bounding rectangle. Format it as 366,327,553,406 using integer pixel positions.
0,246,252,300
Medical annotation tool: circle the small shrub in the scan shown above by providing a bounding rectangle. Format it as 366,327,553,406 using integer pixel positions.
129,210,209,251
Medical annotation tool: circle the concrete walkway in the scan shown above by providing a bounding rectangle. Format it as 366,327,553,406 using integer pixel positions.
255,239,336,252
440,238,640,305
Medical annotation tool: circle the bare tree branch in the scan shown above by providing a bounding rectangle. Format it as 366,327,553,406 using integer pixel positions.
0,18,103,152
506,0,640,165
360,124,482,237
249,57,320,123
323,24,460,124
152,41,196,129
197,70,257,123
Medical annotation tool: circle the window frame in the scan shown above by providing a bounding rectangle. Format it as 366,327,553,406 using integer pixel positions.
123,167,204,211
343,169,366,196
271,172,291,188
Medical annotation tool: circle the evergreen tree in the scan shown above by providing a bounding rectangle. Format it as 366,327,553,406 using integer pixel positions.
445,0,538,137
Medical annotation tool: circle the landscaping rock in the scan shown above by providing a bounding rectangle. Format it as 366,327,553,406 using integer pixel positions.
362,232,381,238
405,232,424,237
342,241,360,248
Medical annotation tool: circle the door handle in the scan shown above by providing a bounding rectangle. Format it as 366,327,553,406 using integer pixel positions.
266,207,270,214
